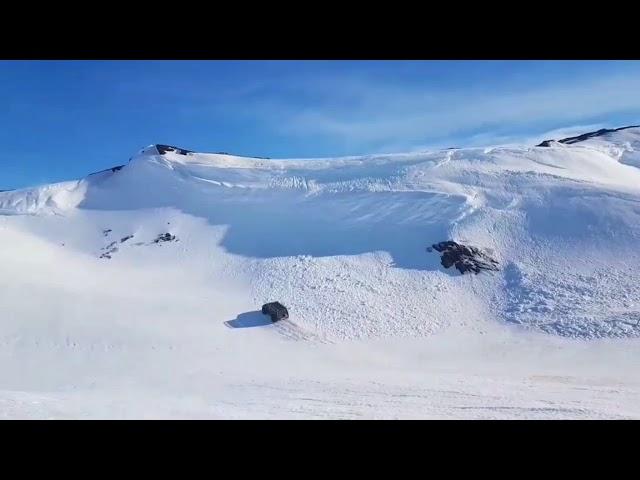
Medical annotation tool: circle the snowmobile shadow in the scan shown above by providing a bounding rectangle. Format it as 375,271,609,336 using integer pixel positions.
224,310,271,329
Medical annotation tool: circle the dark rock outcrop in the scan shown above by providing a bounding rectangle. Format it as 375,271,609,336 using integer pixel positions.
100,241,118,259
98,232,176,258
156,144,193,156
428,241,499,274
89,165,125,177
536,125,639,147
153,233,177,244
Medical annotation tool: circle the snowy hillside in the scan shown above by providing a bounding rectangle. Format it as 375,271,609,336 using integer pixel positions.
2,129,640,418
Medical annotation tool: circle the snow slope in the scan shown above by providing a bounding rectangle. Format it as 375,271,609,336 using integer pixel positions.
2,131,640,419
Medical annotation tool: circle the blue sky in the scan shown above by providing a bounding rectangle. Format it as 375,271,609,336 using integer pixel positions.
1,60,640,189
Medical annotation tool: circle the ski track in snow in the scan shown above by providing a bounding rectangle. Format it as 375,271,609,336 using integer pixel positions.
2,131,640,418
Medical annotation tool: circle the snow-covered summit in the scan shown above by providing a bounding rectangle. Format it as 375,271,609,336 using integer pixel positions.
4,127,640,215
3,126,640,418
2,126,640,340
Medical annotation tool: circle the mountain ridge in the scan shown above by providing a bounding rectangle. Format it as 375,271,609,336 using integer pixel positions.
536,124,640,147
2,125,640,418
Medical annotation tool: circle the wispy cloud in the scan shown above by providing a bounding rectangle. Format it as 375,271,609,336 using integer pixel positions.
111,62,640,154
228,71,640,152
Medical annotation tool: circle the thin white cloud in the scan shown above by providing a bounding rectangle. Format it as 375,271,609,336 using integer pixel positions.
242,72,640,150
117,64,640,153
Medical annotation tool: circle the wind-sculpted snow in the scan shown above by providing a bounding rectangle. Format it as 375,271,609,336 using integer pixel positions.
0,180,88,215
2,130,640,344
3,130,640,418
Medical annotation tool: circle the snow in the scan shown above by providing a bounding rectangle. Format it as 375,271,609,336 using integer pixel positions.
2,128,640,418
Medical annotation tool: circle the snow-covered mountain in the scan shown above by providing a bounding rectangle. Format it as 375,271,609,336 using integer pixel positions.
2,128,640,419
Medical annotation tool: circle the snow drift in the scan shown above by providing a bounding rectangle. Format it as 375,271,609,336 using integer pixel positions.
3,130,640,341
4,127,640,419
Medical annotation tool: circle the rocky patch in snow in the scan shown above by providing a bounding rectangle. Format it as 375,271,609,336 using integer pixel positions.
99,241,119,259
93,165,124,174
153,233,178,244
156,144,192,156
99,231,134,259
537,125,640,147
98,231,178,258
428,241,499,275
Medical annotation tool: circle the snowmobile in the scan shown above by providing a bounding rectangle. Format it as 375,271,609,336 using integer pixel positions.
261,302,289,322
